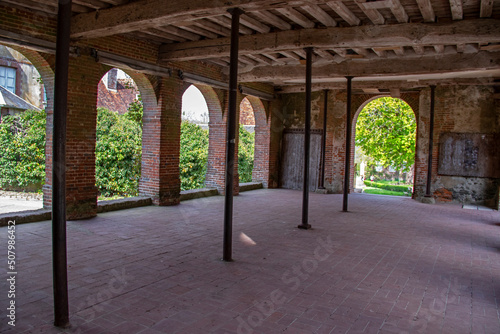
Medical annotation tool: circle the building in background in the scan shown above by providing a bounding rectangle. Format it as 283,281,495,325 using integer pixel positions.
0,45,44,117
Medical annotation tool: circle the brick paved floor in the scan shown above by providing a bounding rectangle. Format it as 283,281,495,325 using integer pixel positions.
1,189,499,334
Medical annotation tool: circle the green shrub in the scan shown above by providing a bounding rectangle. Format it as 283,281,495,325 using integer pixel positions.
238,125,254,183
95,108,142,197
180,121,208,190
0,109,46,190
363,180,410,193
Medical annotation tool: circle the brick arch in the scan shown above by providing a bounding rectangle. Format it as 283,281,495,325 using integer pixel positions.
349,94,419,196
242,95,272,187
97,68,161,201
2,45,56,208
181,84,226,191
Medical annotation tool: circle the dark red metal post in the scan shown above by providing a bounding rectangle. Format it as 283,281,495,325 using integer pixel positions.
52,0,72,328
342,77,353,212
223,7,243,261
299,47,313,230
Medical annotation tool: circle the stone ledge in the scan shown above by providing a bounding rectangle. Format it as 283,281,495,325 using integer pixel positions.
0,185,265,225
97,196,152,213
239,182,263,192
0,209,51,227
180,188,218,201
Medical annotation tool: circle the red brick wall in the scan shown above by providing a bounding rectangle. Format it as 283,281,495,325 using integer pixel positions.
96,79,138,114
239,97,255,126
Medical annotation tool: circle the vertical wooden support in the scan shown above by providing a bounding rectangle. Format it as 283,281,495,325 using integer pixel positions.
52,0,72,328
299,47,313,230
343,76,353,212
223,7,243,261
425,85,436,197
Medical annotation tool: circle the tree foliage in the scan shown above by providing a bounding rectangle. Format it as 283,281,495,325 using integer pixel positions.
238,126,254,183
0,109,46,190
95,107,142,196
180,120,208,191
355,97,416,172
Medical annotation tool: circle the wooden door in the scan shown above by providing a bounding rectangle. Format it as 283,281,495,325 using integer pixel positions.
280,129,322,191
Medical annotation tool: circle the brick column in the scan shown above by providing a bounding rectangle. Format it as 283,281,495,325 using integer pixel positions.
64,54,104,219
268,97,285,188
139,76,183,205
247,96,271,188
206,90,241,195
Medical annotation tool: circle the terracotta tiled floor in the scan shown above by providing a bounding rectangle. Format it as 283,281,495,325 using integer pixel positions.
1,189,499,333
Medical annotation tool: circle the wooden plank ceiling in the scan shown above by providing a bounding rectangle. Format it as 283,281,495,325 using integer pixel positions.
5,0,500,88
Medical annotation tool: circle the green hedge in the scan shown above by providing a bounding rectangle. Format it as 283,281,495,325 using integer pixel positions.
363,180,410,193
180,121,208,191
0,109,46,191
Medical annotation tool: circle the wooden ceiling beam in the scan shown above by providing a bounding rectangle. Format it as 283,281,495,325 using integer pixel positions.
301,4,337,27
276,7,315,29
237,52,500,82
238,14,271,33
325,1,360,26
192,19,230,37
415,0,436,22
251,10,292,30
176,24,219,39
480,0,494,17
73,0,338,39
355,0,385,25
156,26,202,41
159,20,500,62
207,16,254,35
449,0,463,20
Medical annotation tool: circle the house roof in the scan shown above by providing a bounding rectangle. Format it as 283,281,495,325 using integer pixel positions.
0,85,41,111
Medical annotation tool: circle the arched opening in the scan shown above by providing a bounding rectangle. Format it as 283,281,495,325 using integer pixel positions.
352,96,416,197
180,85,210,190
238,97,255,183
0,44,53,212
95,68,142,200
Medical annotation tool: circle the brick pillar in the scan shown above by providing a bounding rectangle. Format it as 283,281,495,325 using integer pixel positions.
206,90,241,195
64,55,104,219
139,76,182,205
247,96,271,188
268,97,284,188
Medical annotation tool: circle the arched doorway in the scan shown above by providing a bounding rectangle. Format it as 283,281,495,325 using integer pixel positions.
95,68,142,199
238,97,255,183
352,96,417,197
180,85,210,190
0,44,53,210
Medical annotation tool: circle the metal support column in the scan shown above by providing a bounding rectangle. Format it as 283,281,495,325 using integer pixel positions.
223,7,243,261
318,89,329,189
298,47,313,230
425,85,436,197
52,0,72,328
342,77,353,212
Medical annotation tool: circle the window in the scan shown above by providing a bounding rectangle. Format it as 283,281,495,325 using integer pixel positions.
0,66,16,93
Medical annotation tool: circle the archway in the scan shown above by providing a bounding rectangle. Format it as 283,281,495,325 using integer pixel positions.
238,97,255,183
180,85,210,190
351,96,417,197
0,44,54,210
95,68,142,199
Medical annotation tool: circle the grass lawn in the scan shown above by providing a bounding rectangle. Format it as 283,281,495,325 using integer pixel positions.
363,187,410,197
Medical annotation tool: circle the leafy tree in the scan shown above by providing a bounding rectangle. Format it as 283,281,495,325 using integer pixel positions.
180,120,209,190
0,109,46,190
95,108,142,196
238,125,254,183
355,97,416,172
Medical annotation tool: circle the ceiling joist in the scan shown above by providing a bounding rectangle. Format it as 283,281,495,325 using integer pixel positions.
159,19,500,62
